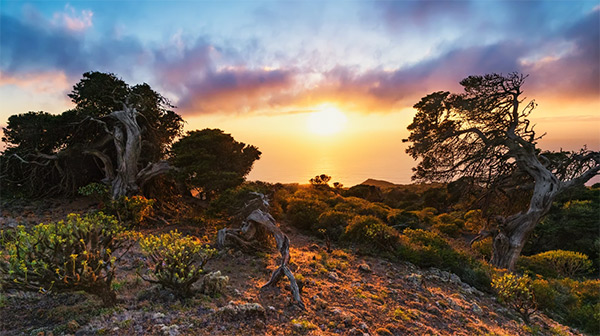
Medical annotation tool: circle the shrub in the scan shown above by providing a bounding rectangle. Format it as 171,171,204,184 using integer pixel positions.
532,278,600,334
138,230,215,297
314,211,354,240
472,237,493,261
334,197,390,221
286,198,328,230
387,210,421,231
519,250,593,278
108,195,154,227
344,215,400,251
0,212,126,306
398,229,491,291
492,273,536,323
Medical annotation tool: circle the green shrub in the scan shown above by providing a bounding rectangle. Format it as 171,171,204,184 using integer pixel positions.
314,211,354,241
519,250,593,278
78,182,110,202
138,230,215,297
334,197,390,221
532,278,600,334
286,198,328,230
398,229,491,291
472,237,493,261
0,212,126,306
108,195,154,227
344,215,400,251
492,273,536,323
387,210,421,231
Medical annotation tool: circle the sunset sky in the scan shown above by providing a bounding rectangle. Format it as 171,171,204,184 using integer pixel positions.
1,1,599,186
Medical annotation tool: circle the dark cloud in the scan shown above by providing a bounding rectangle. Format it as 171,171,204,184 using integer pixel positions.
0,14,88,76
0,13,145,81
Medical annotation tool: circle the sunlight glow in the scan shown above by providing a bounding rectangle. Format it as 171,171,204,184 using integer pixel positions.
306,106,348,135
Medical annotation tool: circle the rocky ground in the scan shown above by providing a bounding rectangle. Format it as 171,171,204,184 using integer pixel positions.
0,200,585,336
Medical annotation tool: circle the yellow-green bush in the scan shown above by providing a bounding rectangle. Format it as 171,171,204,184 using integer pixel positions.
109,195,154,226
472,237,493,261
344,215,400,251
286,198,328,230
492,273,536,323
387,210,421,231
519,250,593,278
138,230,215,297
0,212,126,306
532,278,600,334
314,210,354,240
334,197,390,221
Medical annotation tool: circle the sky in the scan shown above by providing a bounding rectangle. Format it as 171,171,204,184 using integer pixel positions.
1,0,599,186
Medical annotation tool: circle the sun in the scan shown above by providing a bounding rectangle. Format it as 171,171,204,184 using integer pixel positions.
306,106,348,135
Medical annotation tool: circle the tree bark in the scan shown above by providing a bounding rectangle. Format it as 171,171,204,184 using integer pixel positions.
217,193,305,309
491,146,560,270
110,105,143,199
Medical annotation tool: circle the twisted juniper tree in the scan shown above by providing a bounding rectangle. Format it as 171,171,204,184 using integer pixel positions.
1,72,183,199
404,73,600,270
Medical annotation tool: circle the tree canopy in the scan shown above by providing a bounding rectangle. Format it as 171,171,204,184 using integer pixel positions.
169,129,261,199
1,71,184,198
405,73,600,270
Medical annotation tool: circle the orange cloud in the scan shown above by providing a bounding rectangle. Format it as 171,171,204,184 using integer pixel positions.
0,70,70,93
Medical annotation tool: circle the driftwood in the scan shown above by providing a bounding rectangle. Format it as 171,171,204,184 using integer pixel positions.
217,192,305,309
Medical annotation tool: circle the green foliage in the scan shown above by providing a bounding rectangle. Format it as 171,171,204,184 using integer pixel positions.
208,181,274,217
387,210,421,231
1,72,183,198
314,210,354,240
532,278,600,334
78,182,110,202
524,186,600,268
333,197,390,221
518,250,593,278
472,237,493,261
492,273,536,323
108,196,155,227
138,230,215,297
398,229,491,291
343,184,383,202
344,215,400,251
170,129,261,199
0,212,126,306
286,198,328,230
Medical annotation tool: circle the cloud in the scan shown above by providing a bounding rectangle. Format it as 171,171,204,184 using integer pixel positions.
0,70,70,93
53,4,93,32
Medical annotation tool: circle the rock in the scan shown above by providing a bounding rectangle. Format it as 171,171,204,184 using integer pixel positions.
405,273,422,286
328,272,340,281
217,302,266,321
152,312,166,320
358,263,372,273
160,324,180,336
359,322,369,330
200,271,229,297
446,298,461,311
471,303,483,315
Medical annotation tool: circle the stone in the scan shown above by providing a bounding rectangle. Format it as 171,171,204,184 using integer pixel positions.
328,272,340,281
405,273,422,286
358,263,372,273
471,303,483,315
217,302,266,320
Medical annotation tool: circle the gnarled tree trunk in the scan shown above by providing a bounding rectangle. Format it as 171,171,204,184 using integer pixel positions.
217,193,305,309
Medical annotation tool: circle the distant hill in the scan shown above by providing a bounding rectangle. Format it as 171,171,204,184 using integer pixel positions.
360,178,400,189
359,178,446,193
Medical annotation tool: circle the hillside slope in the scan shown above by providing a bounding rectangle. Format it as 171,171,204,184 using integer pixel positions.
0,201,583,336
